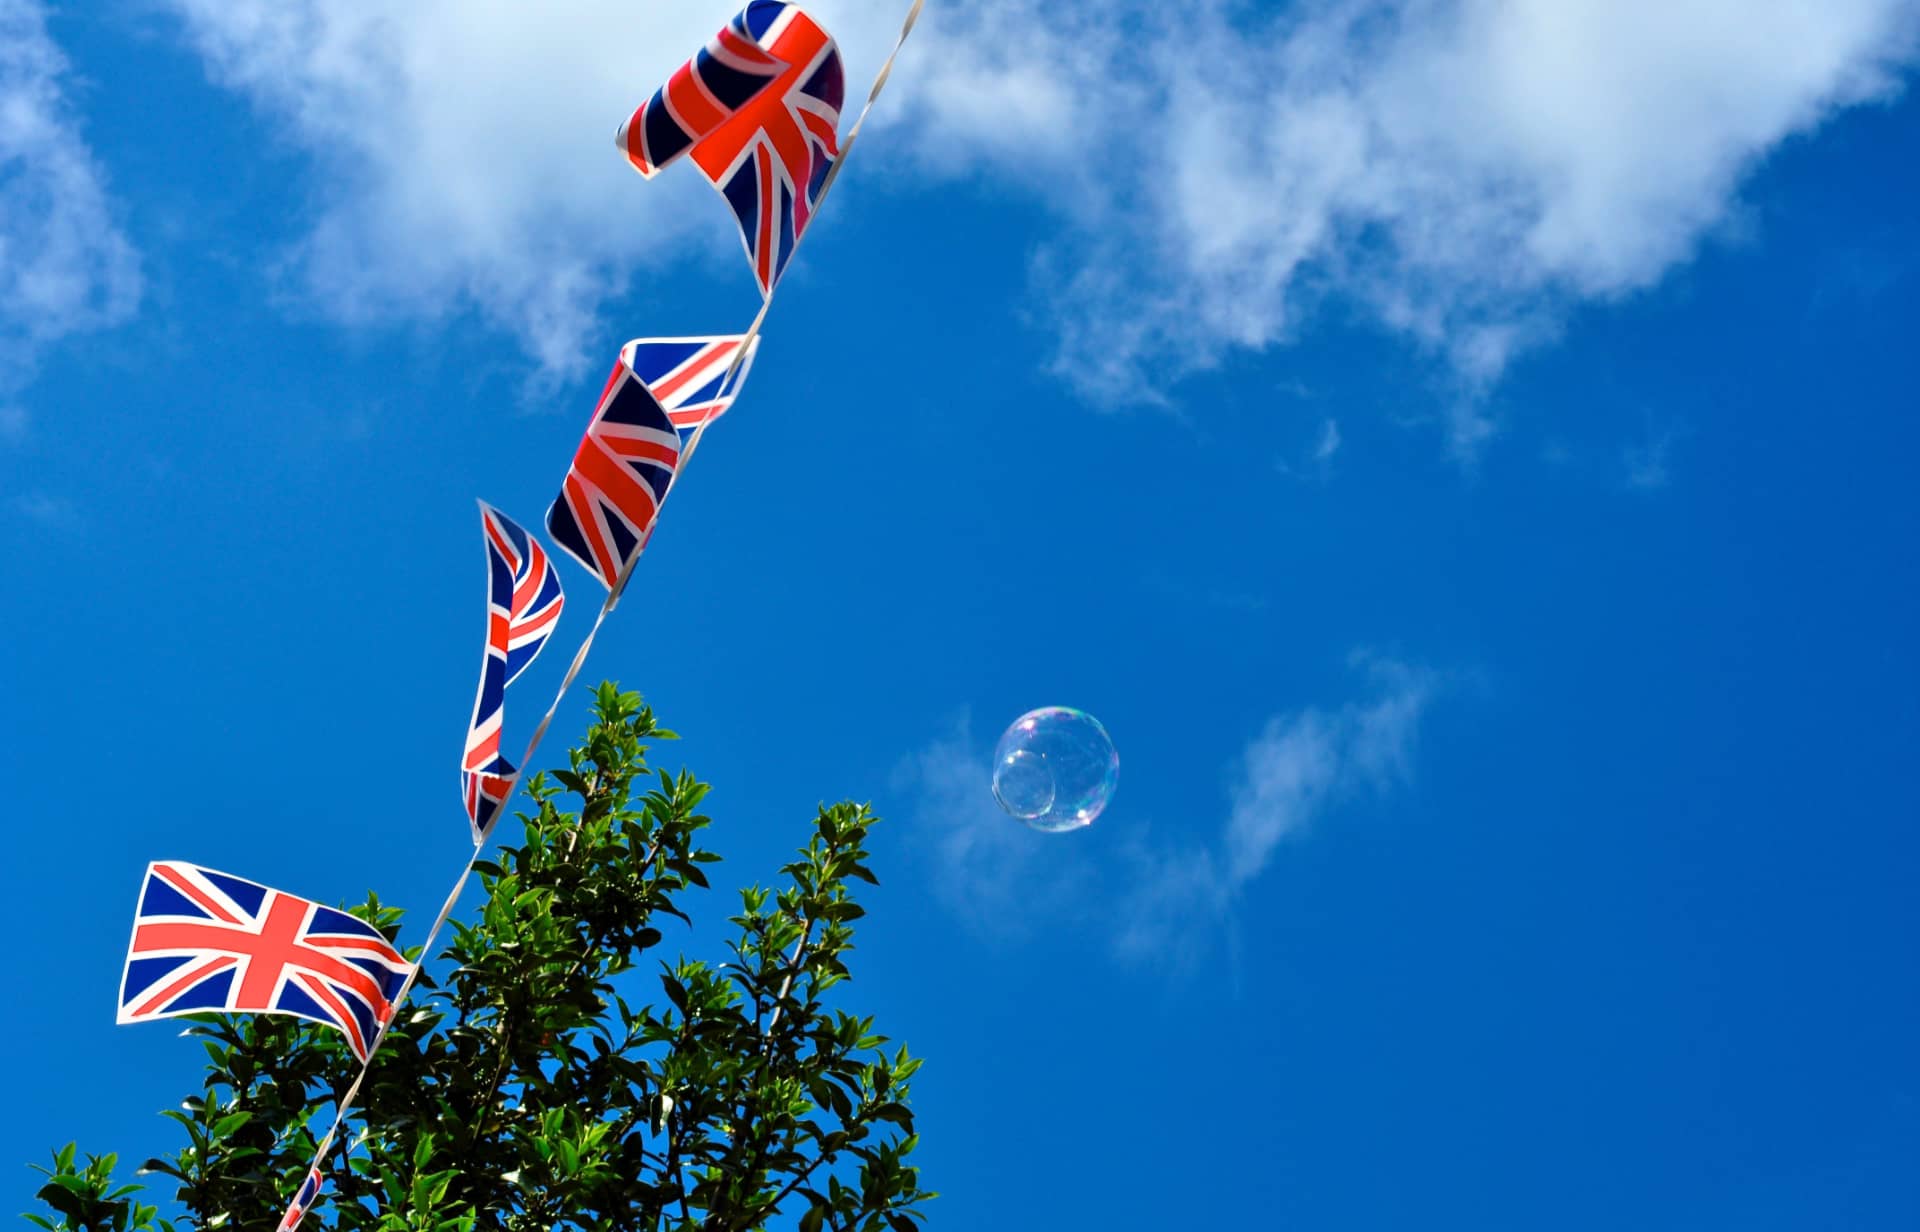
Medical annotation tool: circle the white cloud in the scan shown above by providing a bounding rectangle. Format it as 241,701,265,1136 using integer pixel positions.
896,655,1437,965
0,0,141,381
155,0,1919,422
155,0,919,381
1224,655,1432,887
1025,0,1920,436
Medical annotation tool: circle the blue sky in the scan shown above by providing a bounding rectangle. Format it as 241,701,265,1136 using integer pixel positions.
4,0,1919,1228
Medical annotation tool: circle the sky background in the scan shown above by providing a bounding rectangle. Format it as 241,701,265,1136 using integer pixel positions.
4,0,1920,1228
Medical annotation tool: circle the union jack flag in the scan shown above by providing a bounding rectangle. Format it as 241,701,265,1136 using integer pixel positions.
618,1,845,295
546,347,685,592
620,335,761,444
117,862,412,1062
277,1167,322,1231
463,502,565,842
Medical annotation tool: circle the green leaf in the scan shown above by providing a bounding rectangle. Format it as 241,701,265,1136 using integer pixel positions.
209,1111,252,1142
35,1181,84,1221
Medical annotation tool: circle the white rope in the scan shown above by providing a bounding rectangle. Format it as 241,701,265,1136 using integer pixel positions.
678,0,925,476
276,2,926,1220
283,580,622,1213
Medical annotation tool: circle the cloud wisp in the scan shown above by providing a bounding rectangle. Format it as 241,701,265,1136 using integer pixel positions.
1623,415,1687,492
0,0,141,384
10,489,76,527
890,715,1102,937
1114,655,1436,964
895,655,1437,967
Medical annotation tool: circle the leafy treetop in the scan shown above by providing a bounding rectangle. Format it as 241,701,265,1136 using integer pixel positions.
26,684,931,1232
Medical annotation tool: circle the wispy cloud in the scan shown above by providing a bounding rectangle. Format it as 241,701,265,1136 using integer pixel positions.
11,490,76,527
890,715,1099,937
1119,654,1435,964
1223,656,1432,886
1279,417,1343,481
1623,417,1686,491
0,0,141,383
1313,420,1342,466
895,654,1438,967
152,0,1920,436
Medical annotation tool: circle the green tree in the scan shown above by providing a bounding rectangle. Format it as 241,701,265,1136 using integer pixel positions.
26,685,932,1232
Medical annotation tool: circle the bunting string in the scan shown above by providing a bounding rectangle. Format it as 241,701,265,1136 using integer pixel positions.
277,3,927,1220
679,0,925,478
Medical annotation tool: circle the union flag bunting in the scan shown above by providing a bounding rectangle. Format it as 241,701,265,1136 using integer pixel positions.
618,1,844,295
117,862,411,1061
277,1168,322,1231
462,502,565,842
546,347,685,591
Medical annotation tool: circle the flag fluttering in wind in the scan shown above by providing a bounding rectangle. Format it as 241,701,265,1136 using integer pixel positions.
462,502,565,842
618,0,845,295
546,346,687,591
621,335,761,444
117,862,412,1061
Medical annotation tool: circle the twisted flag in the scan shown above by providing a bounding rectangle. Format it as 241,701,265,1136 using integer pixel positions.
618,1,845,295
619,335,761,444
277,1168,322,1231
546,346,686,591
462,502,565,842
117,862,411,1061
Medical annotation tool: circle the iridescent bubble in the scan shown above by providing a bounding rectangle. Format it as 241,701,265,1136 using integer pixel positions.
991,707,1119,832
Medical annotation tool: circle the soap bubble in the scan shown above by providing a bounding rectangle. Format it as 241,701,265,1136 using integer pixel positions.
992,707,1119,832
